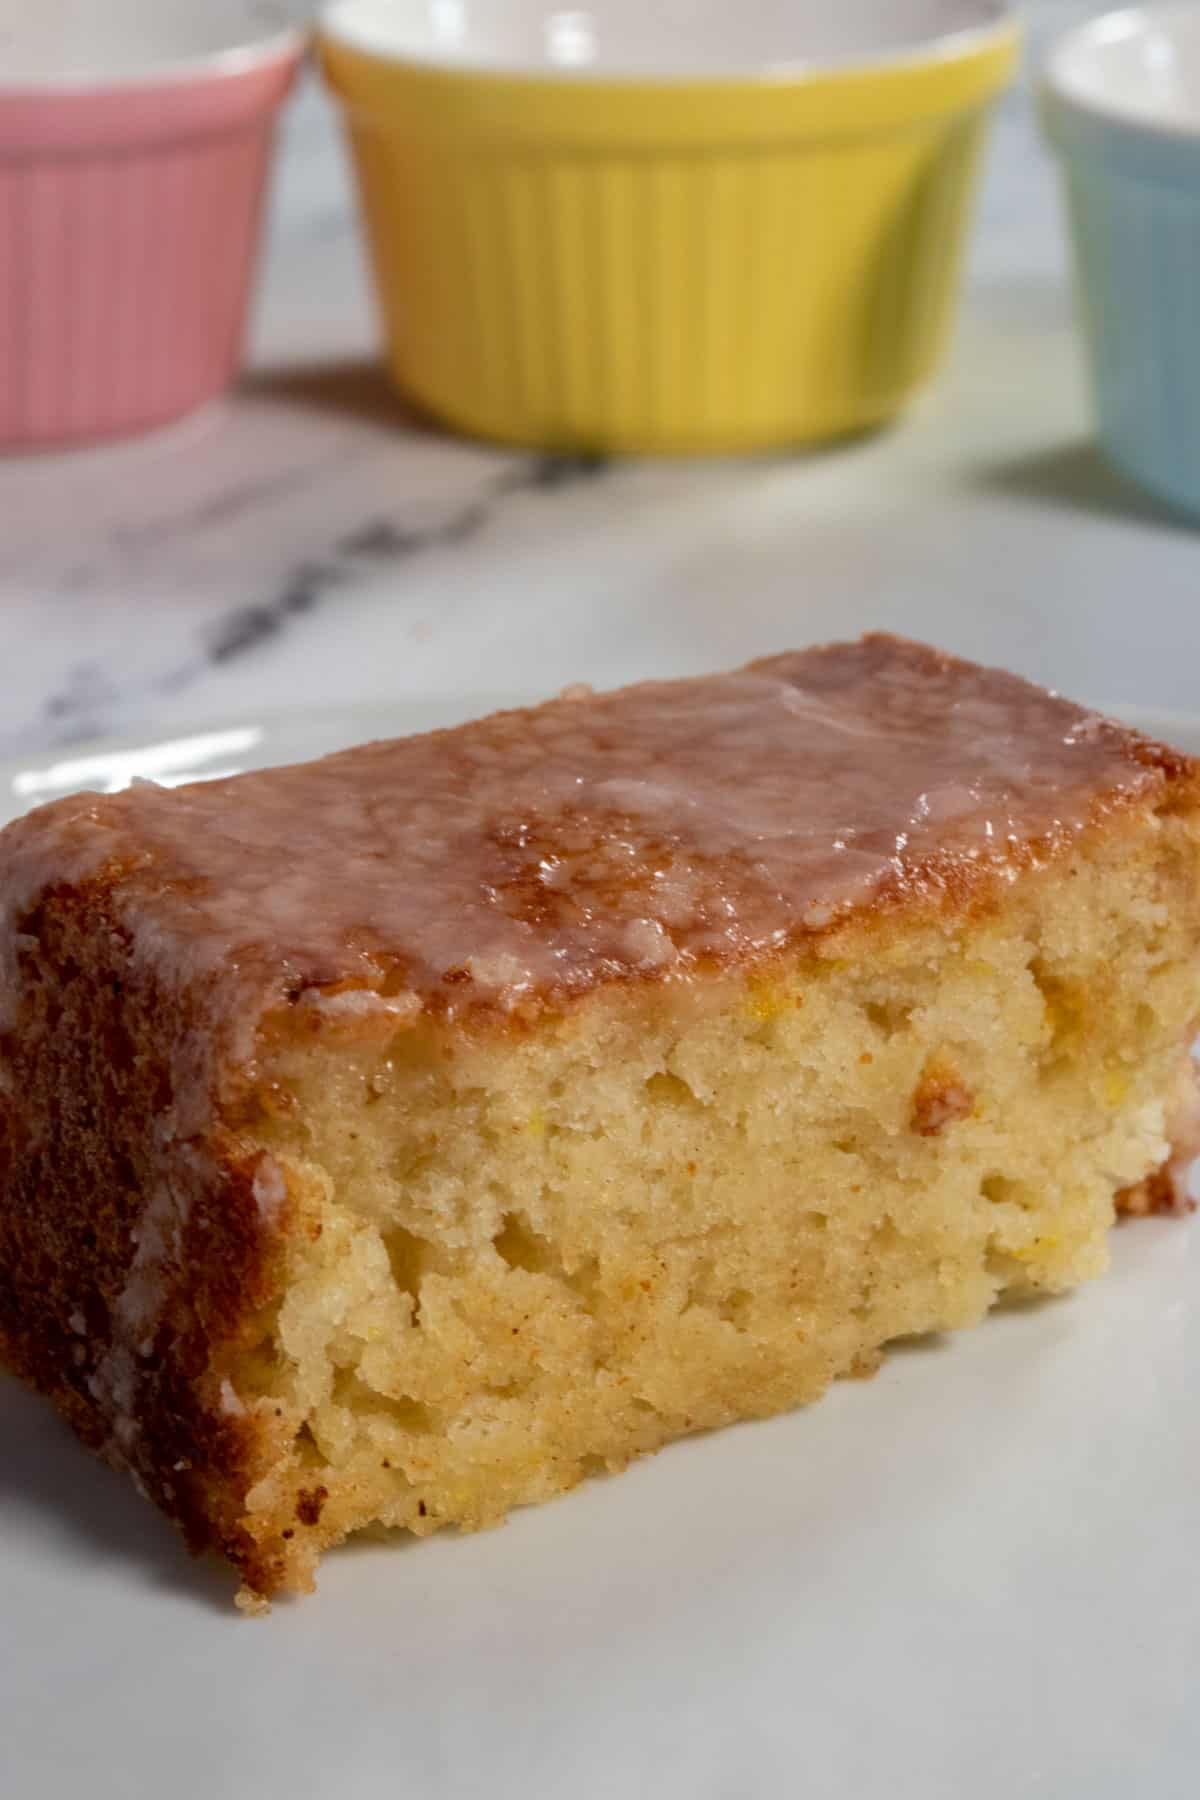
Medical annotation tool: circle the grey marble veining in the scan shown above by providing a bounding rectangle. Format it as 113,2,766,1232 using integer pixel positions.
1,0,1196,766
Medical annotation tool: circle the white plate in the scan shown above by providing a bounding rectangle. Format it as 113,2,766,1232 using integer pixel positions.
3,698,1200,1800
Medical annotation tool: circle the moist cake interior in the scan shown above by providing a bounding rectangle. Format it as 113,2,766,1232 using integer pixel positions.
225,816,1200,1597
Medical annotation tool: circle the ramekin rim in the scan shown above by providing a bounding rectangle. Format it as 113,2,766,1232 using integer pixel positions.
317,0,1016,88
1043,3,1200,144
0,22,308,99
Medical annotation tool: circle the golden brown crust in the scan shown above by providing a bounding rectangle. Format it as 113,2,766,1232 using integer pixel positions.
0,882,290,1591
1115,1168,1190,1217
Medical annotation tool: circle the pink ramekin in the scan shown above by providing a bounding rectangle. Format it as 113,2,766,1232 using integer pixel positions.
0,8,305,448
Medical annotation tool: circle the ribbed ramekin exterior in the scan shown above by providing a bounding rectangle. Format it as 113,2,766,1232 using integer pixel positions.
1060,154,1200,516
321,21,1017,454
1,129,269,445
0,53,300,448
345,113,992,453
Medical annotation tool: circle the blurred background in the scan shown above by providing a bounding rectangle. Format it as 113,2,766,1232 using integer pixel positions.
0,0,1193,768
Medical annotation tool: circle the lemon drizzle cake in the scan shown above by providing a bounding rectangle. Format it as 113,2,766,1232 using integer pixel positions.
1,635,1198,1605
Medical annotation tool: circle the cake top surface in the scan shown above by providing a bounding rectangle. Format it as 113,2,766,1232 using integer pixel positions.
1,636,1189,1027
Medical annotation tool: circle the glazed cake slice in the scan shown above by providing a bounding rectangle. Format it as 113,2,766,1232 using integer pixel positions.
2,636,1199,1607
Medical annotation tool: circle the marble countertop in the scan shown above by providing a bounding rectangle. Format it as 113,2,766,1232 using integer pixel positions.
2,0,1195,765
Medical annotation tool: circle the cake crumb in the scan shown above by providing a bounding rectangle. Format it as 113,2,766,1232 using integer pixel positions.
296,1485,329,1526
912,1058,975,1137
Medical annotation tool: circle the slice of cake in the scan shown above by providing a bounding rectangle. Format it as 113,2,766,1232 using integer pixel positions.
2,636,1198,1607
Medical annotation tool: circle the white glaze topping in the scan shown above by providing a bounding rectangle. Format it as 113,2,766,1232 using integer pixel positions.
0,638,1186,1038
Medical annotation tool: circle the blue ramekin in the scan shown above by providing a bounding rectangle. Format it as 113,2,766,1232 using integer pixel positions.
1043,6,1200,516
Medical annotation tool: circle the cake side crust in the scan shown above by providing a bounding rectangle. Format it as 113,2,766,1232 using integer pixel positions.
0,879,298,1584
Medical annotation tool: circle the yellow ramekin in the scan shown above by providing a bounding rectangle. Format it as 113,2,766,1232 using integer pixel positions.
320,3,1019,454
